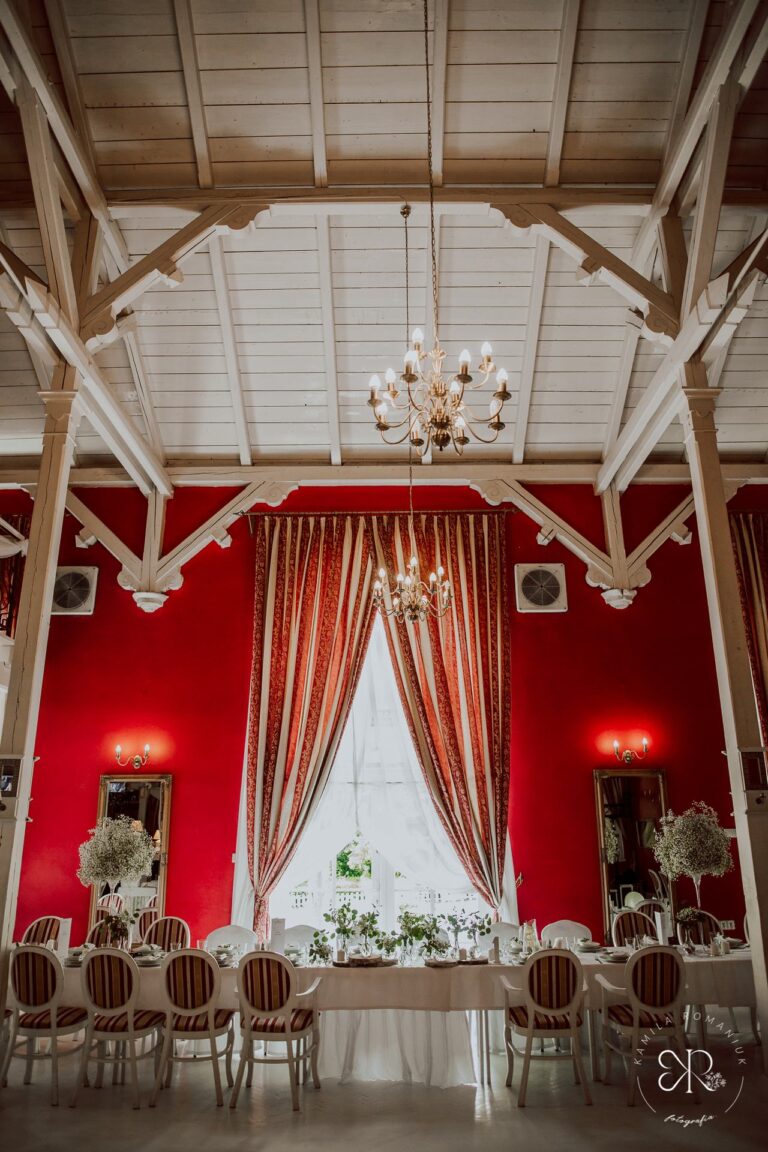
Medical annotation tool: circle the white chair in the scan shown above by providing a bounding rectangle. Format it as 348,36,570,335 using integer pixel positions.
143,917,190,952
1,945,87,1106
95,893,124,920
648,869,669,903
612,909,657,947
230,951,321,1111
676,909,720,947
72,948,164,1109
597,945,687,1106
541,920,591,944
487,921,521,947
204,924,259,952
500,949,591,1107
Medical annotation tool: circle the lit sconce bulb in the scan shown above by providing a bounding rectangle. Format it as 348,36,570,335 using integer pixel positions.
458,349,471,372
410,555,418,569
115,744,122,758
496,368,509,391
455,414,466,430
143,744,150,756
378,567,386,581
490,397,502,416
613,740,620,754
429,571,437,583
412,327,424,348
374,579,382,592
404,575,412,587
437,566,445,578
384,367,397,387
449,378,461,395
375,402,387,420
481,341,493,359
369,373,381,396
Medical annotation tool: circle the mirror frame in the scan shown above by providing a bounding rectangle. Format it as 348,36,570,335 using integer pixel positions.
593,767,673,943
88,773,173,929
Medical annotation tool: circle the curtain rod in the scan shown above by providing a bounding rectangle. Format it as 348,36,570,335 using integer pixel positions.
238,509,514,518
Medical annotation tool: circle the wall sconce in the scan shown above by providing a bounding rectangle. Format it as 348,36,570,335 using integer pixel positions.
613,737,649,764
115,743,150,770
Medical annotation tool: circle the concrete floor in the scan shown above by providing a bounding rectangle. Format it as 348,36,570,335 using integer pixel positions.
1,1028,766,1152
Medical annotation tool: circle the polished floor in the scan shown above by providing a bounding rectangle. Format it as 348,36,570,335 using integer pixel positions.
1,1023,766,1152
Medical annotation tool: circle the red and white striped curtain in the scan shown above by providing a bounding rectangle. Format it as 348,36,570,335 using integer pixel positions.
246,515,375,940
731,511,768,743
370,513,511,911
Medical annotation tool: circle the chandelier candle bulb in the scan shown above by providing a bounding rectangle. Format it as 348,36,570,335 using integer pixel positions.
412,328,424,349
385,367,397,388
459,350,471,372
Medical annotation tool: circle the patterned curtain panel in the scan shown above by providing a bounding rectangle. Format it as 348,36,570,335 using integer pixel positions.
370,513,511,911
0,515,30,639
246,515,375,939
730,511,768,743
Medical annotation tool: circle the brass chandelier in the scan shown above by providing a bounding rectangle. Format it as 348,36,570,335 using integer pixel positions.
366,0,512,456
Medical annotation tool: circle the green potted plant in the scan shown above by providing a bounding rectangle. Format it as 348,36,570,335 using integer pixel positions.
356,910,380,955
653,801,733,907
309,930,333,965
323,901,359,958
420,915,449,960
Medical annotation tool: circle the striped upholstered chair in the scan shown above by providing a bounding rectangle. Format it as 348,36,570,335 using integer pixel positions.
86,919,118,947
500,948,591,1106
597,945,686,1105
71,948,164,1109
230,951,321,1111
22,916,64,947
95,893,125,920
0,945,87,1105
150,948,235,1107
143,916,190,952
612,909,657,947
136,906,159,943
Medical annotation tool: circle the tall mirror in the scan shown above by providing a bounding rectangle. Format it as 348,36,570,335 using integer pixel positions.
594,768,673,943
88,775,172,928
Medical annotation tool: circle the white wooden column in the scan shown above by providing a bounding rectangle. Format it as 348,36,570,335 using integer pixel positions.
681,382,768,1068
0,377,81,1017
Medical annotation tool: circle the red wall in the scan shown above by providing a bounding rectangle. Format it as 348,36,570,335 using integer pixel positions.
1,481,755,944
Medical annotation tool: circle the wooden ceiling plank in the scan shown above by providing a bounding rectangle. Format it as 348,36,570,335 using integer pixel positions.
631,0,760,269
544,0,580,188
209,235,252,466
304,0,328,187
172,0,213,189
513,233,548,464
0,0,129,272
43,0,97,174
661,0,710,169
315,215,342,466
430,0,449,188
601,309,644,459
119,318,166,461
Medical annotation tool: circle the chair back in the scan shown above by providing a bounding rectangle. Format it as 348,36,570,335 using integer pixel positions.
10,945,61,1012
21,916,62,946
486,921,521,945
238,951,293,1019
648,869,669,902
86,920,115,947
635,899,665,919
627,946,684,1015
541,919,591,943
81,948,137,1019
525,949,582,1017
137,906,159,942
205,924,259,951
144,916,190,952
163,948,220,1021
95,894,124,920
676,910,721,946
145,894,158,909
612,909,657,947
283,924,319,950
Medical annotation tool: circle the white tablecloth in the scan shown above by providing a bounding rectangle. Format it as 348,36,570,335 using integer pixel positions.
30,951,756,1087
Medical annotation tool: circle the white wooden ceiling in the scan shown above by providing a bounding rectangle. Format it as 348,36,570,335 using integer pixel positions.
0,0,767,474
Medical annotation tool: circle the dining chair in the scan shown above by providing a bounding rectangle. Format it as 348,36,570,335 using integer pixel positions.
150,948,235,1107
598,945,687,1105
648,869,669,904
204,924,259,952
612,909,657,947
676,909,720,946
635,899,665,920
86,920,115,947
231,951,321,1111
500,949,591,1107
283,924,320,951
540,920,591,943
1,945,88,1105
71,948,164,1109
143,916,190,952
95,894,125,920
21,916,64,948
136,906,159,943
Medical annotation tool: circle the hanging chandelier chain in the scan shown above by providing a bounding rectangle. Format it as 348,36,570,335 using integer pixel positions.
423,0,439,343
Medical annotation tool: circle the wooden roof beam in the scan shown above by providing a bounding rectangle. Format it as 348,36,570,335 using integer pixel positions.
430,0,449,187
173,0,212,189
0,0,129,271
208,236,252,467
513,234,548,464
303,0,327,187
631,0,761,268
43,0,96,174
544,0,580,187
315,216,342,466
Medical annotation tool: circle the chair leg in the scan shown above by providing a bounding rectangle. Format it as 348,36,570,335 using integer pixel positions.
129,1040,141,1110
70,1026,93,1107
504,1025,514,1088
149,1031,172,1107
750,1008,760,1045
229,1036,249,1110
285,1038,299,1112
573,1030,592,1106
0,1019,17,1087
517,1033,534,1107
164,1040,173,1088
311,1026,321,1089
23,1037,34,1084
224,1025,234,1088
603,1025,613,1086
50,1033,59,1107
209,1033,223,1107
95,1041,106,1089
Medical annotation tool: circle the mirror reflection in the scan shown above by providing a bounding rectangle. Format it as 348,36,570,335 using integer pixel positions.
89,774,172,928
594,768,672,942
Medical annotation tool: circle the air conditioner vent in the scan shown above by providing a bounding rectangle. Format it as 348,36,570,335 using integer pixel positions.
515,563,567,613
51,567,98,615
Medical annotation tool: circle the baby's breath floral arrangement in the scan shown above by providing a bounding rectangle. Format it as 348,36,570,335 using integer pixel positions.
77,815,154,888
603,817,621,865
653,801,733,906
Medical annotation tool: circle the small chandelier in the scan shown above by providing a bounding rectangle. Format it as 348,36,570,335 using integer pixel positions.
373,551,451,622
367,0,512,456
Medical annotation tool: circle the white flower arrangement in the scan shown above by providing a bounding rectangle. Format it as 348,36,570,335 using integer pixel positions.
603,817,621,864
77,815,154,888
653,801,733,906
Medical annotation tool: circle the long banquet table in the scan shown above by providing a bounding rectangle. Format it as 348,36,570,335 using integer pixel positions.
41,950,756,1088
